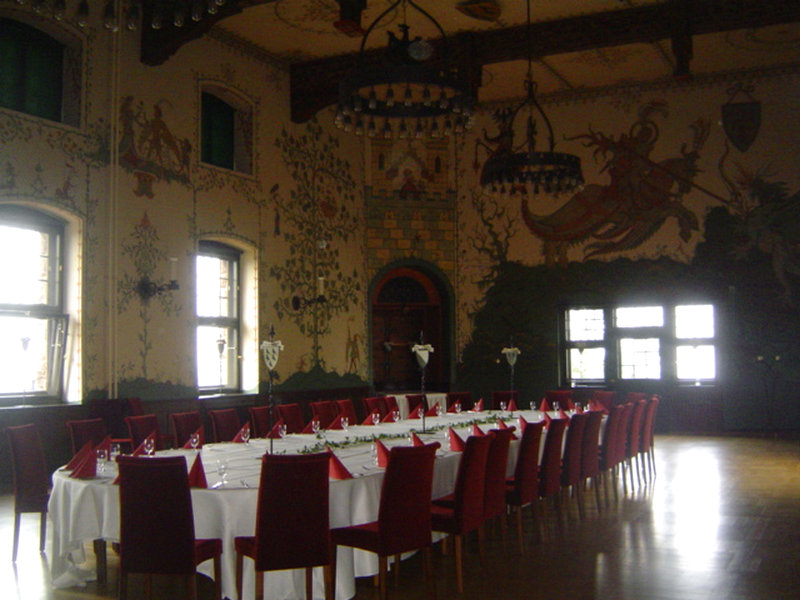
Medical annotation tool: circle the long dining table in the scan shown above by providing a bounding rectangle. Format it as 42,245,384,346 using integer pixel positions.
48,409,565,600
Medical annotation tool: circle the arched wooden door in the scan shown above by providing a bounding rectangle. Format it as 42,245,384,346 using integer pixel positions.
371,266,450,392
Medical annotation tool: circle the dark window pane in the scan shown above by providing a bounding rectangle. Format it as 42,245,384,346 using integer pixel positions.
201,92,235,169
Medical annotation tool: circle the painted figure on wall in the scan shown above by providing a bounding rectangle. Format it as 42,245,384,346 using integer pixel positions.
518,101,707,265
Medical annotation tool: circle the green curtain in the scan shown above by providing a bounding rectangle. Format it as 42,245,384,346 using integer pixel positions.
201,92,235,170
0,19,63,122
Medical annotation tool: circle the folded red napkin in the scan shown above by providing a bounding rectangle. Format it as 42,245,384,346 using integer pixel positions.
361,412,378,425
375,439,390,467
182,427,205,449
473,398,484,412
69,447,97,479
425,405,439,417
507,399,518,411
96,435,112,455
447,402,458,413
66,440,93,471
518,415,528,433
407,404,422,419
188,454,207,488
233,422,251,443
472,423,485,436
132,433,155,456
327,415,344,430
267,419,284,439
448,428,465,452
381,411,396,423
327,448,353,479
411,432,425,447
559,409,568,419
539,398,550,412
301,420,316,434
497,418,508,429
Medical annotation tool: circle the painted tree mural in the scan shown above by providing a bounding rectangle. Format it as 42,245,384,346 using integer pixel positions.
270,120,361,368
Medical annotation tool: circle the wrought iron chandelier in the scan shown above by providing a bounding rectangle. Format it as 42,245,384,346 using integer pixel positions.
480,0,583,195
335,0,475,139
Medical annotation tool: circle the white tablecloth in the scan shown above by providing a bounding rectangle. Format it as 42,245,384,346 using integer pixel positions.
48,409,565,600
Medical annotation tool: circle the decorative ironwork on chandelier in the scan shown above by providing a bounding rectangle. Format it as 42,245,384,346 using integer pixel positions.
335,0,475,139
480,0,583,195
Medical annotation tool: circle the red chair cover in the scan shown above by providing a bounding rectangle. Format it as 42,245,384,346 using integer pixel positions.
383,396,399,414
491,390,518,411
484,428,514,522
275,403,305,434
561,412,588,489
405,394,427,412
363,396,388,419
446,391,472,410
169,411,203,448
539,418,568,499
506,420,545,508
335,399,358,425
65,418,108,455
581,410,604,481
208,408,241,443
249,406,272,438
310,400,339,429
544,389,574,411
125,413,168,450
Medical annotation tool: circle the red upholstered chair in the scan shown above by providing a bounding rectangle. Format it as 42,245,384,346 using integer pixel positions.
431,433,493,593
405,394,427,414
208,408,241,443
483,428,515,542
506,420,545,552
544,389,574,411
331,443,440,600
65,417,108,455
491,390,518,411
247,406,271,438
275,403,306,434
310,400,339,429
560,412,588,520
625,398,648,489
6,424,50,562
580,410,605,513
598,404,624,505
126,397,145,417
363,396,388,420
117,455,222,600
383,396,399,415
335,399,358,425
590,390,617,413
169,411,203,448
538,418,568,526
614,403,635,495
125,413,170,450
625,391,649,403
639,395,660,479
235,453,332,600
446,391,472,411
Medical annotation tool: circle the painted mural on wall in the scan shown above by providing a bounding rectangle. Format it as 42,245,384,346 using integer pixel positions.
269,119,366,389
518,101,708,265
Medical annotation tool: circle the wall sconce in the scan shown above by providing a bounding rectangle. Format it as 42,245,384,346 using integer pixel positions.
291,275,327,311
135,257,179,302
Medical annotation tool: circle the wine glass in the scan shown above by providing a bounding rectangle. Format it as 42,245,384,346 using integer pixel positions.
391,409,400,422
500,401,507,412
530,400,537,411
242,427,251,444
144,437,155,457
454,402,461,414
109,443,121,460
435,403,443,417
372,412,381,426
341,416,349,431
96,449,107,473
217,459,229,487
417,406,424,419
311,419,321,435
189,432,200,450
574,402,582,414
552,401,560,415
278,423,287,438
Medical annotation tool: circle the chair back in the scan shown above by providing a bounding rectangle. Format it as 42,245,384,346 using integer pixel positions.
446,391,472,410
377,443,439,556
544,389,574,410
509,420,545,506
405,394,427,413
561,413,588,488
599,404,624,470
625,392,649,403
335,399,358,425
538,418,568,499
6,424,49,513
275,403,305,434
580,410,604,479
626,399,647,459
451,433,493,534
383,396,399,414
253,453,330,571
310,401,339,429
126,397,145,417
66,418,108,455
484,428,514,520
169,411,202,448
208,408,241,442
590,390,617,412
640,395,660,451
491,390,518,410
118,455,196,575
363,396,388,419
125,414,165,450
248,406,271,438
614,403,635,466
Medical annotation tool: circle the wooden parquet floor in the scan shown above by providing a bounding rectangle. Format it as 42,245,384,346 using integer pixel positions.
2,435,799,599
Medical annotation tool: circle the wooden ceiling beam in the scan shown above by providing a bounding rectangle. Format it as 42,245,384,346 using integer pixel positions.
289,0,800,123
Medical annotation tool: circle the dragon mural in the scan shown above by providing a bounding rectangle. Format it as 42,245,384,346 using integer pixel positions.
518,102,708,265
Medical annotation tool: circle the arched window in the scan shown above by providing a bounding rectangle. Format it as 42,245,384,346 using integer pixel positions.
0,205,68,400
0,18,81,125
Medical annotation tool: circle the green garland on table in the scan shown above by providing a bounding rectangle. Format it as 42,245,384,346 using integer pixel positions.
299,413,510,454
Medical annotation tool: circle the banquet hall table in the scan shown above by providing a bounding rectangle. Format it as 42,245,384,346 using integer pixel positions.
48,409,564,600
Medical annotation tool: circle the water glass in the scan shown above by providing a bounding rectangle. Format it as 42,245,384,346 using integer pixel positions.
435,403,443,417
278,423,287,438
500,401,507,412
189,432,200,450
109,443,121,460
372,412,381,426
96,449,107,473
217,459,229,486
530,401,537,411
242,427,251,444
454,402,461,414
341,416,349,431
392,410,400,422
417,407,424,419
311,419,321,435
144,437,155,457
552,401,560,415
